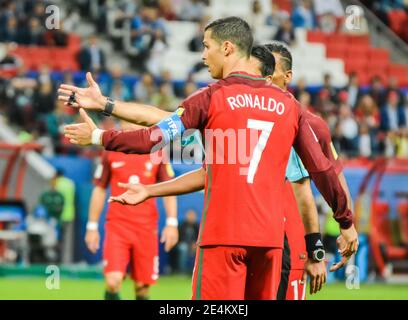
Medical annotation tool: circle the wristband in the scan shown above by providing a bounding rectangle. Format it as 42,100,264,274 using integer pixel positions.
166,217,178,227
91,128,105,145
86,221,99,231
102,97,115,116
305,232,324,259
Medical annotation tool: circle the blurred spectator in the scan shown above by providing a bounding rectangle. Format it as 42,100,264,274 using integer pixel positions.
146,28,168,77
78,35,106,72
274,18,295,46
337,103,359,156
291,0,317,30
355,94,380,131
0,42,22,79
298,91,315,113
158,0,177,20
131,4,167,71
313,0,344,33
179,0,207,22
0,15,19,42
32,122,54,157
39,174,64,262
316,88,336,115
24,17,45,45
55,169,76,264
344,72,361,109
293,77,307,100
46,21,69,47
62,7,81,33
322,73,338,103
183,80,198,98
110,80,133,102
37,64,53,86
150,82,178,111
248,0,268,33
385,76,404,107
380,91,405,133
188,17,207,52
358,123,372,158
44,100,75,150
133,72,156,103
176,209,199,274
368,76,386,107
40,175,64,221
32,1,46,25
7,65,36,130
107,64,133,101
266,2,290,27
33,80,55,116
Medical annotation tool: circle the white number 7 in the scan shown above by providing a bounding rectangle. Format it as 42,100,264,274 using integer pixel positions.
246,119,274,184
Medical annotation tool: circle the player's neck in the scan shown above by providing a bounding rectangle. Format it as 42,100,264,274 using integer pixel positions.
222,56,260,79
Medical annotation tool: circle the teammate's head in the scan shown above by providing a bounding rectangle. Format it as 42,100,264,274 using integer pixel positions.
249,45,275,78
203,17,253,79
264,41,293,89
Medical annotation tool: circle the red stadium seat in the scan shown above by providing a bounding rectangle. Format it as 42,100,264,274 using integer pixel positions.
388,64,408,78
344,58,368,74
326,43,347,59
345,44,370,60
349,35,370,46
326,33,349,46
307,30,327,43
368,48,390,63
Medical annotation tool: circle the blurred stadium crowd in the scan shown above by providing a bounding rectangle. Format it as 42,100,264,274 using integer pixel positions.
0,0,407,161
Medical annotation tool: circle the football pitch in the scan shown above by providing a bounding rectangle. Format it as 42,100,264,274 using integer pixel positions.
0,276,408,300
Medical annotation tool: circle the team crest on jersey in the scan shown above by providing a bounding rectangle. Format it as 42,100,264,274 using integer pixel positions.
128,175,140,185
144,161,153,177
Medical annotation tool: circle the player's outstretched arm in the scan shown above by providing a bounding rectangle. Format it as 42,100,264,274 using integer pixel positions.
65,108,190,155
293,110,358,258
58,72,171,126
109,168,206,205
85,186,106,254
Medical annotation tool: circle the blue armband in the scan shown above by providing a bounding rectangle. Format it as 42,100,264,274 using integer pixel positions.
156,112,186,144
286,148,309,182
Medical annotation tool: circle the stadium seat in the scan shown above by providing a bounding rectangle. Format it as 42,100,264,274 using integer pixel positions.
349,35,370,46
345,44,370,60
326,43,347,59
306,30,327,44
368,48,390,63
326,33,349,47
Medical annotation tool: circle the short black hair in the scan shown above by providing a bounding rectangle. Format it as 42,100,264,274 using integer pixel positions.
251,45,275,77
265,41,292,71
205,16,253,57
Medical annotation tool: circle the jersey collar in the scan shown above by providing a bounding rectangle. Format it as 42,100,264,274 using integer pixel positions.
227,71,265,81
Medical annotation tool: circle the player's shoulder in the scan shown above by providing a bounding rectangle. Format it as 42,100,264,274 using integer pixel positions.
305,111,331,137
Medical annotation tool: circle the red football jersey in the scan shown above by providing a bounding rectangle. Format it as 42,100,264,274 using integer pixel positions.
102,71,352,247
284,108,341,270
94,151,174,228
305,111,343,175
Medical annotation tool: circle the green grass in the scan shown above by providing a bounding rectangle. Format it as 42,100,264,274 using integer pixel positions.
0,276,407,300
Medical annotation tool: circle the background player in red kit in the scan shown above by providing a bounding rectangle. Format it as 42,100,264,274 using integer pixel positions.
85,121,178,300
